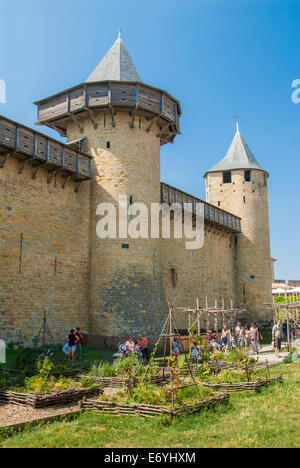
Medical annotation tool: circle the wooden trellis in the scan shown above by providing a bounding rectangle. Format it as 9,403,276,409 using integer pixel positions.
179,297,245,336
142,298,203,409
267,295,300,351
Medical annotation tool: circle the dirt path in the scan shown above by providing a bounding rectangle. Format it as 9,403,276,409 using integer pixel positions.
0,403,80,428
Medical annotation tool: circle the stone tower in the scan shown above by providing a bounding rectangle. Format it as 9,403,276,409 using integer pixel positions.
204,123,272,323
35,33,181,343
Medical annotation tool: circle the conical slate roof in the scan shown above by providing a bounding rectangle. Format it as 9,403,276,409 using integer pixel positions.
206,124,262,174
86,32,141,83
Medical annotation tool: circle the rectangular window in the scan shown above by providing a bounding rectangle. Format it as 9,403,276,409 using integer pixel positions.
244,170,251,182
223,171,232,184
171,268,177,289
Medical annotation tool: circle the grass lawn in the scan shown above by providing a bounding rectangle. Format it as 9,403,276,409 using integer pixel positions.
1,362,299,448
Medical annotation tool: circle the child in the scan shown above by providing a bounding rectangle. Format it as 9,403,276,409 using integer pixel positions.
191,341,199,363
62,342,69,359
173,338,182,361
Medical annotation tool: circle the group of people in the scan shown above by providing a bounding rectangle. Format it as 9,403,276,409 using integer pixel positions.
63,328,84,360
195,321,264,356
113,335,150,364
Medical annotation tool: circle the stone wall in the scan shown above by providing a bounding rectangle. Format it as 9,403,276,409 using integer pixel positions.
0,156,90,345
159,223,237,331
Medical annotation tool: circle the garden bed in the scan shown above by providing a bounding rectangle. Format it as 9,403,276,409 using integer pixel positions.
200,375,283,392
0,386,102,408
80,392,230,418
79,374,166,388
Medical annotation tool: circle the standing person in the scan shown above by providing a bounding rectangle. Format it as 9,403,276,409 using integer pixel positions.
62,342,69,359
137,336,150,363
67,329,76,361
221,324,232,355
282,320,288,342
75,327,84,358
256,323,263,350
125,336,135,354
173,338,182,361
235,322,245,350
244,325,251,351
191,341,199,363
272,320,283,357
250,322,259,355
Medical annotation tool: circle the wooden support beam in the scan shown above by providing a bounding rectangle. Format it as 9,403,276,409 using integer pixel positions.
0,152,10,168
62,174,70,189
69,114,84,134
47,169,56,184
146,116,157,133
108,104,116,127
129,111,135,129
74,181,82,193
85,108,98,130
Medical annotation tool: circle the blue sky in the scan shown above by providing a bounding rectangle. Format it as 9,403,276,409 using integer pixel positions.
1,0,299,279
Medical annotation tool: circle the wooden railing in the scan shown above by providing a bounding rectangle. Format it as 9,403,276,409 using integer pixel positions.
0,115,92,180
161,183,241,232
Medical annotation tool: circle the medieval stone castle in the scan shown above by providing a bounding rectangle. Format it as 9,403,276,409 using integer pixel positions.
0,34,272,346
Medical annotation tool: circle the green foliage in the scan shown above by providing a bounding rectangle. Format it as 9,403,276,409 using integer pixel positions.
197,363,212,381
275,296,300,304
0,364,7,389
89,361,117,377
226,348,250,363
12,357,95,394
36,356,54,379
114,355,145,378
89,355,145,379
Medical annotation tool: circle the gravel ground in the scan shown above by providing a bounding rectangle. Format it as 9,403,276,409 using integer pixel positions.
0,403,80,428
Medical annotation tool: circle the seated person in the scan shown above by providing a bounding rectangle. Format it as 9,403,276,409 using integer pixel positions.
112,343,128,359
125,336,135,354
137,336,150,363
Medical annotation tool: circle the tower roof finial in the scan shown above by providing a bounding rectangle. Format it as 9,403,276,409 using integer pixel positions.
234,115,239,134
118,27,121,40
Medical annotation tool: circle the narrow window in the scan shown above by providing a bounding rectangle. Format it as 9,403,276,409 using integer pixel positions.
171,268,177,289
218,201,221,207
106,140,110,149
243,284,246,303
244,170,251,182
223,171,231,184
235,236,238,246
243,196,246,203
19,233,23,274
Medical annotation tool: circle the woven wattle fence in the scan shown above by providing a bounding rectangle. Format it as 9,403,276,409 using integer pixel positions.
199,375,283,392
79,374,166,388
80,392,230,418
0,386,103,408
207,360,268,372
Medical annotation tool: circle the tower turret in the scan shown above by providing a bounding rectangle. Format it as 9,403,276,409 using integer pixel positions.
34,33,181,342
204,124,272,323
